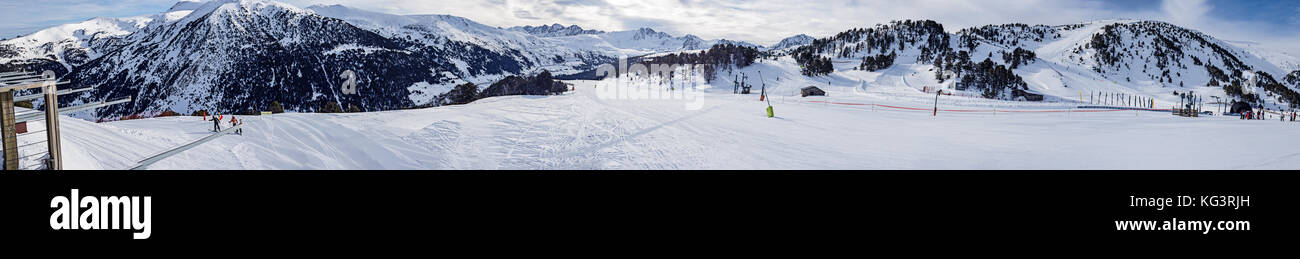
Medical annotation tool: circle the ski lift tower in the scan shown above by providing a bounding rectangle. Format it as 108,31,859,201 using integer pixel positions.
1,70,131,170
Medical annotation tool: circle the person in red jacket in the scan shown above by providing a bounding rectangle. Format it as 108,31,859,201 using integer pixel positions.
229,116,242,135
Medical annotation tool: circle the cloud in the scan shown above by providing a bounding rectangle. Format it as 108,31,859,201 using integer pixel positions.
3,0,1297,55
1161,0,1211,27
0,0,177,38
1151,0,1300,55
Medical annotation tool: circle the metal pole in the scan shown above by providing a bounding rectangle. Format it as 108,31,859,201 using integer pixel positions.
933,90,941,116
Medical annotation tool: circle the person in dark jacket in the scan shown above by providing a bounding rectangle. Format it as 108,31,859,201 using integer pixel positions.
212,114,222,132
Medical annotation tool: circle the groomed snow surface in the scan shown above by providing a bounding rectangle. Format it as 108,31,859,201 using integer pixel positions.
39,73,1300,170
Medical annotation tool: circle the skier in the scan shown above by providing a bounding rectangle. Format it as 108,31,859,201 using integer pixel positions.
229,116,241,135
211,114,222,132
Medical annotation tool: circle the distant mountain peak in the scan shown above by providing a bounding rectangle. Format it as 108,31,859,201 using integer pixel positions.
168,0,206,12
769,34,814,50
631,28,671,40
507,23,604,37
191,0,308,16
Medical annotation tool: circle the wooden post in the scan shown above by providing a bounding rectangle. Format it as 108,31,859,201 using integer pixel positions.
41,71,61,170
1,91,16,170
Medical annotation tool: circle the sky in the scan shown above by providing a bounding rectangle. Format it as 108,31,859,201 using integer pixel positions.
2,0,1298,53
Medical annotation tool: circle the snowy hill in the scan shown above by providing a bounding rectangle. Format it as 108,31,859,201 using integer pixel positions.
787,20,1300,109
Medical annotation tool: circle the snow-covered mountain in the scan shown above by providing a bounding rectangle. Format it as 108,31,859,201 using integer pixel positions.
0,2,191,72
789,20,1300,109
768,34,814,51
0,0,756,119
507,24,604,37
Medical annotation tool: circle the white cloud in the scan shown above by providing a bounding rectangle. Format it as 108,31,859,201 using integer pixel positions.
3,0,1297,54
1160,0,1211,27
1151,0,1300,55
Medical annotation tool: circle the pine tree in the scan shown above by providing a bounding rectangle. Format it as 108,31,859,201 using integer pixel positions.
319,101,344,113
270,101,284,113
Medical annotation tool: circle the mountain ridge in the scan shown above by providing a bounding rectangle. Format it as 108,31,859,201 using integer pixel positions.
788,19,1300,108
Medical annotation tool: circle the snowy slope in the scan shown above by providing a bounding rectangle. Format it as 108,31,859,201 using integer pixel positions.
51,76,1300,170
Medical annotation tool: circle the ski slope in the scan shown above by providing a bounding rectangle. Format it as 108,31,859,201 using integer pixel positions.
45,75,1300,170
